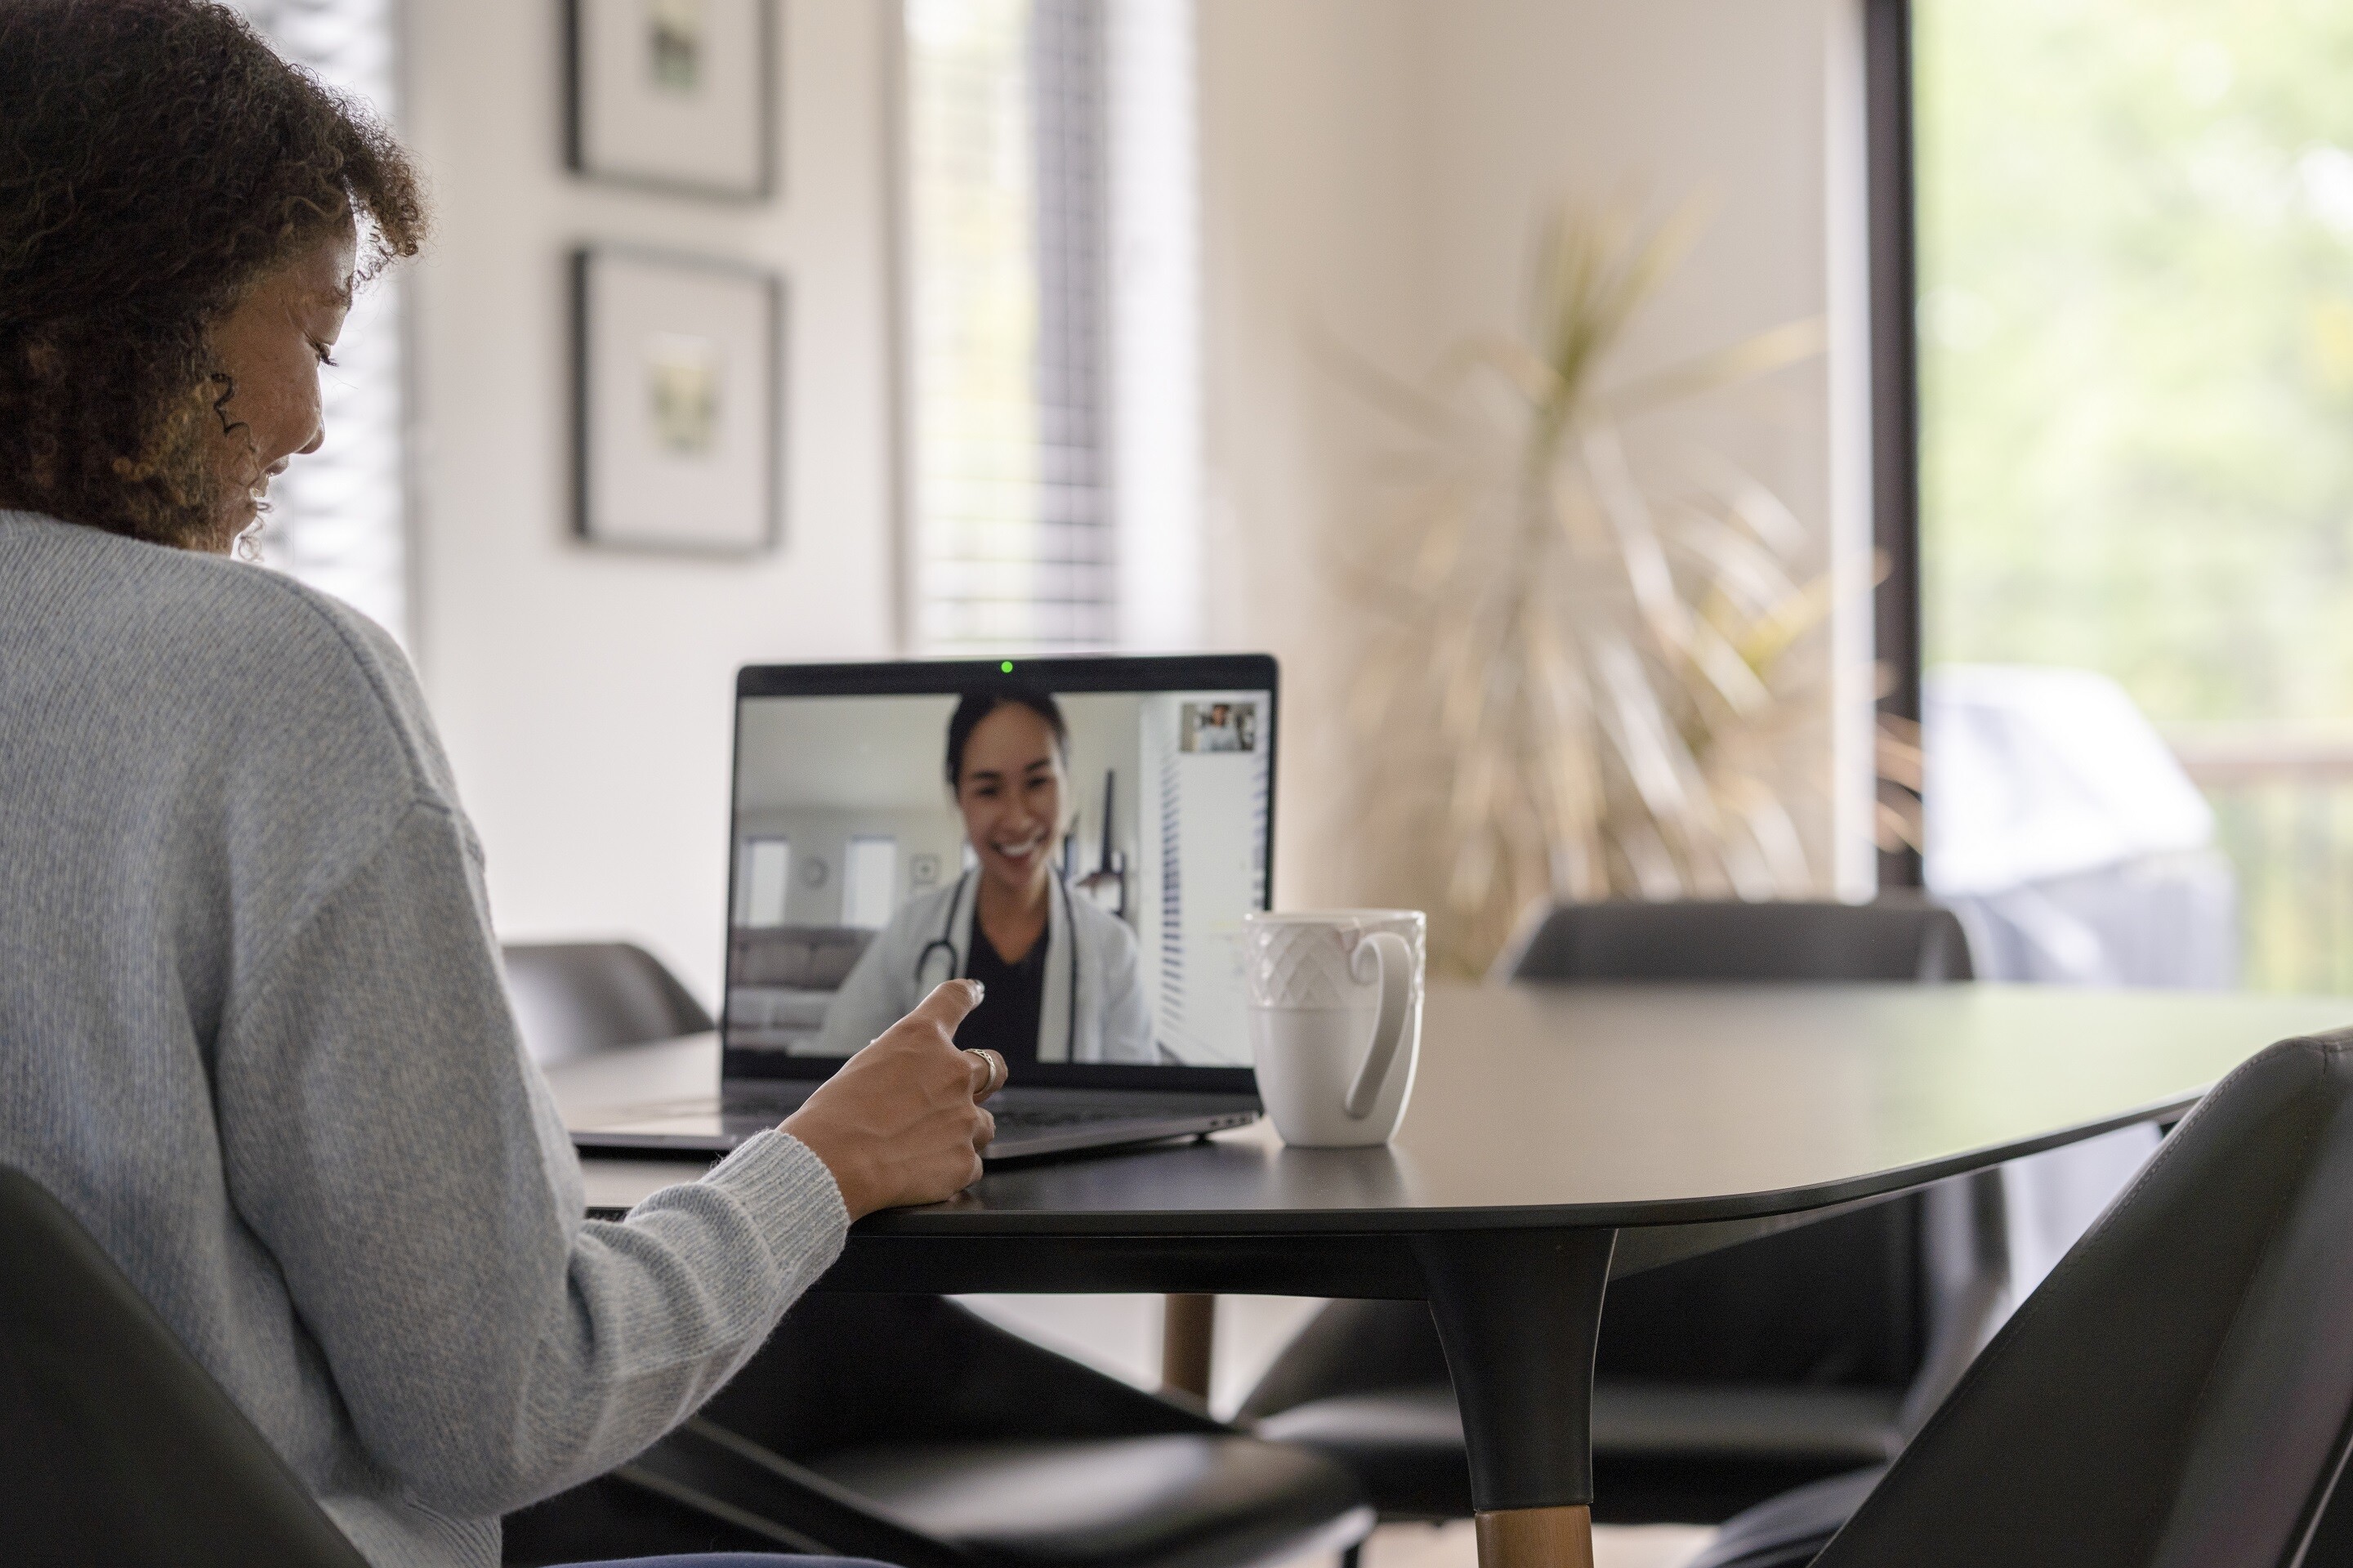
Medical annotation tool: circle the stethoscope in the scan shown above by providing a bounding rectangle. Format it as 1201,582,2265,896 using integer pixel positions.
914,866,1081,1062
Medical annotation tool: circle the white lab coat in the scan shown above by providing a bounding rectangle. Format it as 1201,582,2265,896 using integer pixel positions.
809,873,1156,1063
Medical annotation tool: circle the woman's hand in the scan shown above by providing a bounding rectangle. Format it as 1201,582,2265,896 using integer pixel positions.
781,980,1006,1220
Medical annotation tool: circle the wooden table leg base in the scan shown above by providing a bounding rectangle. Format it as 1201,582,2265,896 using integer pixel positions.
1159,1293,1215,1401
1473,1506,1595,1568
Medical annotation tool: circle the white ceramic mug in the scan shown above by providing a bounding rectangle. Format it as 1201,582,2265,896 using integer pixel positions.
1243,909,1427,1147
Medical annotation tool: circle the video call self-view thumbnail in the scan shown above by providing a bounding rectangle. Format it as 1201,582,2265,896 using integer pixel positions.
726,686,1271,1068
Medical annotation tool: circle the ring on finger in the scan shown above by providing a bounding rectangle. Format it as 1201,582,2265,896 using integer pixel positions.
964,1047,1008,1096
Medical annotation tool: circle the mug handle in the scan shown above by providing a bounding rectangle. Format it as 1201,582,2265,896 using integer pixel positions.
1344,931,1414,1119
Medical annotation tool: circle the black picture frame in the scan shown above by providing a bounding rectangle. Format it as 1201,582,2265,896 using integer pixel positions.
565,0,779,201
572,245,786,556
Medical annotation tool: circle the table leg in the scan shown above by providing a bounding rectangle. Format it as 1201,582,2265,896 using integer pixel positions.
1413,1229,1616,1568
1160,1293,1216,1400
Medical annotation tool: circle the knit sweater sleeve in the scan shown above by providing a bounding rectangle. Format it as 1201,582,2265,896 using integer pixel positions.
212,794,848,1519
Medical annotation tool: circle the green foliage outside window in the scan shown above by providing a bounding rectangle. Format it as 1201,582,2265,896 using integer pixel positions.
1922,0,2353,991
1921,0,2353,726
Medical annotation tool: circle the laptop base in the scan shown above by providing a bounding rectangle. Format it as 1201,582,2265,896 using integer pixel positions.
569,1083,1260,1163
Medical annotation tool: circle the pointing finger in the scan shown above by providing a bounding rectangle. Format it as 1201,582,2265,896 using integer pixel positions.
909,979,986,1037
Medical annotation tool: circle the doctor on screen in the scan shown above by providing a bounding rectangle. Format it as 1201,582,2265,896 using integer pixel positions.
811,685,1156,1064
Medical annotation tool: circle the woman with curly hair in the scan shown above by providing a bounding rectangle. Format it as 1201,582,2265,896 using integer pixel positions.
0,5,1002,1566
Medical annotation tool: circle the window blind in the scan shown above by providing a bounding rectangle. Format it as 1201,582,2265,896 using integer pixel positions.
903,0,1199,653
235,0,411,646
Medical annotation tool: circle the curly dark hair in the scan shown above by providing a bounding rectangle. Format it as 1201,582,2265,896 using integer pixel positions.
0,0,426,547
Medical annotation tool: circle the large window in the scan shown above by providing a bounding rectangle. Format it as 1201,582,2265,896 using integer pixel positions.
237,0,410,645
901,0,1201,653
1914,0,2353,989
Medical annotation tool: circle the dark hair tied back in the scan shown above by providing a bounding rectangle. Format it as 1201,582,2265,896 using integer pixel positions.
0,0,427,547
946,684,1070,788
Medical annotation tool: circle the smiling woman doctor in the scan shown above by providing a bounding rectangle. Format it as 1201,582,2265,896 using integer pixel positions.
812,686,1157,1065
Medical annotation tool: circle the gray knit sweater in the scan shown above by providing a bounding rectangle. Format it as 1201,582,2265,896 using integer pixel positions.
0,512,849,1566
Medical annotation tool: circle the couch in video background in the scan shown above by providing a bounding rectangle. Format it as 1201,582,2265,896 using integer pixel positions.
726,926,877,1053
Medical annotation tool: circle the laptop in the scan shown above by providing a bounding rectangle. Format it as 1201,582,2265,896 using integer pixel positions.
567,653,1276,1161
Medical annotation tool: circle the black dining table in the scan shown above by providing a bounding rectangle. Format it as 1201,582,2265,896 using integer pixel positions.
557,981,2353,1568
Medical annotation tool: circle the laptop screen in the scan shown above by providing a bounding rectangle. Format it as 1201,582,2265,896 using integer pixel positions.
723,655,1276,1091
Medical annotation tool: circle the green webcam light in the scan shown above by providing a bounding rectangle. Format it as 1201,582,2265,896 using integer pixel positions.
1000,660,1015,673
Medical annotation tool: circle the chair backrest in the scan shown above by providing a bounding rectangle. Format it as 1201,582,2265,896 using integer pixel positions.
699,1292,1224,1459
502,940,715,1065
1237,1297,1455,1422
511,1293,1230,1568
0,1166,369,1568
1817,1030,2353,1568
1499,899,1975,985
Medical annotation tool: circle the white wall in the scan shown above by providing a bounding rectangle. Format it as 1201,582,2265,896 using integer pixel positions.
404,0,900,1003
1194,0,1434,915
1196,0,1864,918
736,807,965,926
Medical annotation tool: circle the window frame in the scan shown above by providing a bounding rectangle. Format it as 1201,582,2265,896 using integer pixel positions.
1867,0,1923,889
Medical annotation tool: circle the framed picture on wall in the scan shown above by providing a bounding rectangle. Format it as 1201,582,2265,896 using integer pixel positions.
567,0,775,198
574,247,785,555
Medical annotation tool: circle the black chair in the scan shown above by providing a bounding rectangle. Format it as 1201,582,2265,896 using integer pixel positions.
502,940,716,1065
0,1164,372,1566
1242,899,1996,1525
0,1159,1369,1568
1693,1027,2353,1567
506,1294,1374,1568
1494,898,1975,985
